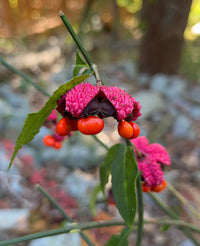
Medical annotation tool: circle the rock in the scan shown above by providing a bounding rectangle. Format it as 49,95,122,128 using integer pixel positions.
29,232,81,246
0,98,12,117
165,76,187,99
0,209,29,230
137,73,150,86
172,115,195,139
0,148,18,174
183,85,200,104
117,61,137,80
151,74,187,99
2,46,61,74
134,91,165,119
189,105,200,119
151,74,169,93
49,66,73,85
179,239,196,246
41,134,106,170
64,170,98,205
0,84,30,137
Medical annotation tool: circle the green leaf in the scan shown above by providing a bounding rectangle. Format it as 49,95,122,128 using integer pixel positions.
8,73,93,170
105,226,132,246
111,146,138,227
89,183,102,216
160,224,171,232
100,143,126,193
73,51,91,77
76,50,86,65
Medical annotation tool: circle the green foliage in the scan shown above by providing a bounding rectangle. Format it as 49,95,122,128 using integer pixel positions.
111,146,138,227
105,226,132,246
160,224,172,232
117,0,142,13
73,51,91,77
8,73,93,170
100,143,138,227
181,40,200,81
187,0,200,27
100,143,127,193
89,184,102,216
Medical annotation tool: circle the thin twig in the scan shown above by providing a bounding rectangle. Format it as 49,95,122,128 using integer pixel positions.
0,56,50,97
167,182,200,221
59,11,94,71
125,139,143,246
149,193,200,246
1,218,200,246
36,184,95,246
136,176,143,246
92,135,109,150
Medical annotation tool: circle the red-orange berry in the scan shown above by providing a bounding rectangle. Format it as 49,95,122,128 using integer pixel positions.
129,122,140,139
151,180,167,192
77,116,104,135
53,141,62,149
142,183,151,192
118,121,133,139
43,135,55,147
70,119,78,131
56,118,72,136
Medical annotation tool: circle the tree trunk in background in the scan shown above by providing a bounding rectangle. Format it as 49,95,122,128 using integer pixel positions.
138,0,192,75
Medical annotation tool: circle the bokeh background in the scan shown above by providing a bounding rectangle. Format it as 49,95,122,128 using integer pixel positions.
0,0,200,245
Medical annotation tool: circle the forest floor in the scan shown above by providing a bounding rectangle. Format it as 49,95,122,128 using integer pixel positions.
0,31,200,246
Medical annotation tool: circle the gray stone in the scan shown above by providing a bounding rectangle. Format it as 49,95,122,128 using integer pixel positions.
120,61,137,79
41,134,105,169
29,232,81,246
165,76,187,99
183,85,200,104
134,91,165,118
0,98,12,117
151,74,187,99
50,67,73,84
179,239,195,246
190,106,200,119
151,74,169,93
0,85,30,137
137,73,150,85
0,148,18,174
64,170,98,205
172,115,195,139
0,84,13,99
0,209,29,230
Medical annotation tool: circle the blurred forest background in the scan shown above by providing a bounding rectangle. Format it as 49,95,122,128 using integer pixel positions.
0,0,200,246
1,0,200,79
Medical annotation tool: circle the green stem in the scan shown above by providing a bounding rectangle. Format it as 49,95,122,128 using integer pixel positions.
36,185,95,246
136,177,143,246
59,11,104,85
167,182,200,221
0,56,50,97
92,135,109,150
131,142,142,159
145,218,200,233
36,184,71,221
0,220,124,246
1,218,200,246
125,139,143,246
59,11,93,70
149,193,199,246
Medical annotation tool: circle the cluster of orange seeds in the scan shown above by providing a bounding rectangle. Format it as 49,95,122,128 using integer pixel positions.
56,116,140,139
